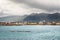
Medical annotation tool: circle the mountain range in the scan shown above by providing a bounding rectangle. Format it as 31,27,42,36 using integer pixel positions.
0,12,60,22
24,12,60,22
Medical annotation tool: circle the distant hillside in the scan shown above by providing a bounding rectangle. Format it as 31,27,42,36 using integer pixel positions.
0,15,27,22
47,13,60,22
24,12,60,22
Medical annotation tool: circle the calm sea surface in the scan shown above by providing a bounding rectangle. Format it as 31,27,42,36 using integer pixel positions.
0,25,60,40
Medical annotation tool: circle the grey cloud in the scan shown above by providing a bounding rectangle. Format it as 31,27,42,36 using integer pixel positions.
10,0,60,12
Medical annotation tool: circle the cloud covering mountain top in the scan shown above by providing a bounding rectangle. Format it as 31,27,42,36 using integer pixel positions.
11,0,60,12
0,0,60,16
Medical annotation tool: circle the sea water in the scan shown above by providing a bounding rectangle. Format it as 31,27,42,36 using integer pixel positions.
0,25,60,40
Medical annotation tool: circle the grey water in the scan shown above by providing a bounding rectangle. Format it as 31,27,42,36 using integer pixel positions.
0,25,60,40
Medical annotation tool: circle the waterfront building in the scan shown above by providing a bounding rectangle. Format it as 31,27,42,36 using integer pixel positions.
56,22,60,25
27,22,37,25
39,22,44,25
47,22,52,25
23,21,28,25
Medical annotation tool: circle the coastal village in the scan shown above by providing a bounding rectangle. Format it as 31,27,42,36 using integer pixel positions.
0,11,60,26
0,21,60,26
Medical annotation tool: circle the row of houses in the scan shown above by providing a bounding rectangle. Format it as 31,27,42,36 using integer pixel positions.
0,21,60,25
25,22,60,25
0,22,23,26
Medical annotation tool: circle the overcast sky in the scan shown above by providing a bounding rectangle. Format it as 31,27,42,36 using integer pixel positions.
0,0,60,16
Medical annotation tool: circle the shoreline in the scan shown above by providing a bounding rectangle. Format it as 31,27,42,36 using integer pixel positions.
0,24,60,26
0,25,60,26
